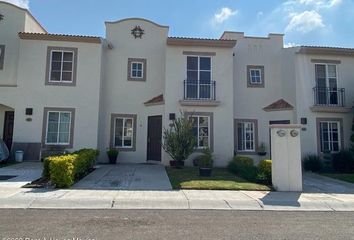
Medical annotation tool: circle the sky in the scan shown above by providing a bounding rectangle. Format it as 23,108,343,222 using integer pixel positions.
3,0,354,48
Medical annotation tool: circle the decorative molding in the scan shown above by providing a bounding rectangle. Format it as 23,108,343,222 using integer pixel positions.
127,58,147,81
179,100,220,107
263,99,294,112
310,106,352,113
183,51,216,56
311,59,341,64
131,25,145,39
105,18,169,29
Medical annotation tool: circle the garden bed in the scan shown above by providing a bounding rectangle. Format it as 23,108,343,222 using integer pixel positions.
166,167,271,191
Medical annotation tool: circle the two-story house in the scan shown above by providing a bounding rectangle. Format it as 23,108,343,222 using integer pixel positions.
0,1,353,166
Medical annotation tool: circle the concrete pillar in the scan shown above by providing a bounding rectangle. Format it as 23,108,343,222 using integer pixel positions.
270,124,302,192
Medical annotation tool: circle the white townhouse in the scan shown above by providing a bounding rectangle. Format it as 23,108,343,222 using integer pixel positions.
0,1,353,166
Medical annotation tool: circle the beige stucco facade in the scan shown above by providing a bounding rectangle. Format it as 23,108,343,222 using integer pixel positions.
0,1,353,165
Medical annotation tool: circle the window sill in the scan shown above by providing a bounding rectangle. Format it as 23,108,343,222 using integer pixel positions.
179,99,220,107
113,147,136,152
235,151,257,155
310,106,352,113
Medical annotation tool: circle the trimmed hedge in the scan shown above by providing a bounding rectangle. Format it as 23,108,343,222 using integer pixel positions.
228,156,272,185
303,154,322,172
257,159,272,184
43,148,99,188
332,149,354,173
228,156,257,181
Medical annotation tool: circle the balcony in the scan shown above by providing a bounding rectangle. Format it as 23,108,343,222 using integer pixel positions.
179,80,220,106
311,87,351,113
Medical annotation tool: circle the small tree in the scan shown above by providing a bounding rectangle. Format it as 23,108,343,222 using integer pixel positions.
163,112,196,167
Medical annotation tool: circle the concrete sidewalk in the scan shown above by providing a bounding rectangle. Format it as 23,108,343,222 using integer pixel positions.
1,188,354,211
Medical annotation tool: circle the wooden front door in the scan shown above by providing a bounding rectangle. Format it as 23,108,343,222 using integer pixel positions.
147,115,162,161
3,111,14,151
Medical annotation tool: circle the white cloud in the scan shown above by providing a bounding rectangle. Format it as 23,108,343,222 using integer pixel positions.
285,10,325,33
2,0,29,8
284,42,300,48
292,0,342,8
213,7,238,24
257,11,264,19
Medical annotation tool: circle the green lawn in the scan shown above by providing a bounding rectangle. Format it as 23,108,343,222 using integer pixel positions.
322,173,354,184
166,167,271,191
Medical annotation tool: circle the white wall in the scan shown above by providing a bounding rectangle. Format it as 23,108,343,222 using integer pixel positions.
97,19,168,163
164,45,235,166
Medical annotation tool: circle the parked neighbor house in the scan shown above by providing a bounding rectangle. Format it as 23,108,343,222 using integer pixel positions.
0,1,353,166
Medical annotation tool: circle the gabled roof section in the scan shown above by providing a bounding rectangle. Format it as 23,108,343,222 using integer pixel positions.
263,99,294,112
0,1,47,33
298,46,354,56
18,32,102,44
167,37,236,48
144,94,164,106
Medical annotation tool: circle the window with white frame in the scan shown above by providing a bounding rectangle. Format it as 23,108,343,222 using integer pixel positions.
249,69,262,84
49,50,74,82
190,116,210,148
46,111,72,145
237,121,255,152
319,121,340,153
114,117,134,148
247,65,264,88
131,62,143,78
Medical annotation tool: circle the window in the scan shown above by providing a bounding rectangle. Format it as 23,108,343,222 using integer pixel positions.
43,108,75,147
114,117,134,148
319,121,341,153
186,56,212,99
247,65,264,88
315,64,338,105
131,62,143,78
45,47,78,86
0,45,5,70
249,69,262,84
190,116,210,149
110,114,137,151
127,58,146,81
235,119,258,153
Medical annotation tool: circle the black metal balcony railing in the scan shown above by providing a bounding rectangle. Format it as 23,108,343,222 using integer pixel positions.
313,87,345,107
183,80,216,100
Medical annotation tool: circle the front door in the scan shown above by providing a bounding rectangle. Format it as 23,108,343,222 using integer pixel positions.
147,115,162,161
3,111,14,151
269,120,290,158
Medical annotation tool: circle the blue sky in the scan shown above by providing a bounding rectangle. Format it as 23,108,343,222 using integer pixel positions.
4,0,354,47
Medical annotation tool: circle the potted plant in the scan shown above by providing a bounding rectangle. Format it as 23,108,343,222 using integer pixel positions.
107,148,119,164
163,111,196,168
257,142,267,156
198,147,213,177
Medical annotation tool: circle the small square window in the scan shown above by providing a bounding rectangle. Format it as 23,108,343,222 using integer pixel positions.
247,65,264,88
128,58,146,81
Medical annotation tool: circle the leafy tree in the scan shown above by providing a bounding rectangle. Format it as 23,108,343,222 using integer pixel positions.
163,112,196,166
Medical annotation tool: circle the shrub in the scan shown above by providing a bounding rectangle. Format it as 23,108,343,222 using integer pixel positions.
257,159,272,184
303,154,322,172
162,112,196,165
198,148,213,168
49,154,76,188
332,149,354,173
44,148,99,188
228,156,257,181
193,155,203,167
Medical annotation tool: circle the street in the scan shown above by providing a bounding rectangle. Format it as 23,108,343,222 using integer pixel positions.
1,209,354,240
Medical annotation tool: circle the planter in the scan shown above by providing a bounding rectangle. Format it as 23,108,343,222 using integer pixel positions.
108,155,117,164
199,167,212,177
257,152,267,156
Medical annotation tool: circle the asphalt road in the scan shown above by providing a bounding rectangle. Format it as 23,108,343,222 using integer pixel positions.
1,209,354,240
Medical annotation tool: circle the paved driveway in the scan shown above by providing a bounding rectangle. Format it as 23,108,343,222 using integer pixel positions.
73,163,172,190
0,162,42,188
303,172,354,193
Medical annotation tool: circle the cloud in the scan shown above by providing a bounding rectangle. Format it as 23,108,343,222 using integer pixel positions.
2,0,29,8
213,7,238,24
285,10,325,33
297,0,342,8
284,42,300,48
